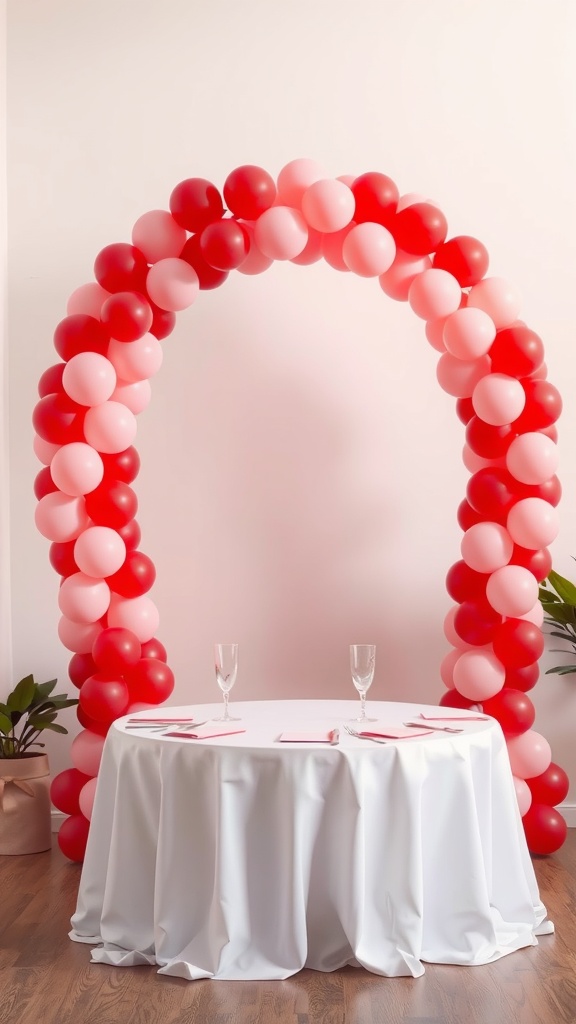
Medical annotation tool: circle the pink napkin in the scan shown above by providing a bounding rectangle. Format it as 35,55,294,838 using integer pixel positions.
416,713,489,722
357,725,434,739
163,725,246,739
278,729,339,743
126,717,195,724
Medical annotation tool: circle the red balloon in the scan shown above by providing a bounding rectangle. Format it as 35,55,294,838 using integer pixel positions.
101,447,141,484
69,652,97,688
116,518,141,551
50,768,91,815
489,326,544,378
92,626,142,672
76,703,111,736
53,314,110,361
85,480,138,528
446,560,488,603
509,545,552,582
49,540,79,577
100,291,153,342
492,619,544,669
454,598,502,646
465,417,515,460
180,234,229,290
518,475,561,508
32,392,85,445
58,813,90,862
351,172,399,227
79,673,130,723
94,242,149,293
466,467,519,522
504,662,540,692
455,397,475,425
200,219,249,271
223,164,277,220
512,379,562,432
432,235,489,287
34,466,58,500
169,177,224,232
106,550,156,597
457,499,483,531
38,362,65,397
391,202,448,255
149,302,176,340
522,802,567,855
126,658,175,703
141,637,167,662
481,688,535,737
439,689,479,710
527,763,570,805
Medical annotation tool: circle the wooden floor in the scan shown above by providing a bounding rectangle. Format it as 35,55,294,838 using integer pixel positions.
1,834,576,1024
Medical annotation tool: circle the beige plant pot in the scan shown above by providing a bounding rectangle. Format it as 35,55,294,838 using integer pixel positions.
0,753,52,855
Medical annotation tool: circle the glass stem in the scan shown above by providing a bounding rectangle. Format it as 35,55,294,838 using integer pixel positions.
360,692,366,721
223,692,230,721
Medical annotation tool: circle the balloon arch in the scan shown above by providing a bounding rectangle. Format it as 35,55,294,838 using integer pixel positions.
33,159,569,861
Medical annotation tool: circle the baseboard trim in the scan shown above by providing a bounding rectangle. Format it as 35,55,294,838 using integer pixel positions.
51,810,66,833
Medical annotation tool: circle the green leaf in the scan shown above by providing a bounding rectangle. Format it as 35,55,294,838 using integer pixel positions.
34,679,58,699
541,603,576,626
33,722,68,735
28,711,58,727
548,570,576,606
545,665,576,675
539,587,559,603
6,675,36,713
0,711,12,734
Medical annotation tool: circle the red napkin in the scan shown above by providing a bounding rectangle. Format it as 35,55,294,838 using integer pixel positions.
357,725,434,739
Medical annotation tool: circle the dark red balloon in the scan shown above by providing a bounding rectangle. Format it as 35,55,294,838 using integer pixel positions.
140,637,167,662
126,658,175,704
180,234,229,290
351,172,399,227
101,447,141,484
445,560,488,603
454,599,502,646
456,397,475,425
432,235,489,287
512,379,562,432
106,550,156,598
492,619,544,669
522,802,567,855
439,689,479,711
49,540,79,577
169,177,224,232
527,763,570,806
50,768,91,815
57,813,90,862
53,314,110,361
94,242,149,293
34,466,58,500
76,704,110,736
68,652,97,689
116,519,141,551
100,291,153,342
92,627,142,673
481,688,535,737
466,467,520,522
79,673,130,723
85,480,138,528
517,475,562,508
457,499,483,531
509,546,552,582
465,417,515,459
223,164,277,220
200,219,249,271
391,202,448,255
33,393,85,445
489,326,544,378
504,662,540,692
149,302,176,340
38,363,65,397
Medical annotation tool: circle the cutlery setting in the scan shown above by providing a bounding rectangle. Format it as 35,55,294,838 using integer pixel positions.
343,724,388,744
403,722,463,733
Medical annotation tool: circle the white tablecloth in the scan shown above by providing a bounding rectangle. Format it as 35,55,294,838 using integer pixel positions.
70,699,551,980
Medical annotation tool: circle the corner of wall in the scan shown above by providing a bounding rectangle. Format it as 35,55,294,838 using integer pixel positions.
0,0,13,698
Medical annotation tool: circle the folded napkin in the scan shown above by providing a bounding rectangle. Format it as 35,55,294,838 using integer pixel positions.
356,725,434,739
163,725,246,739
278,729,339,743
416,713,489,722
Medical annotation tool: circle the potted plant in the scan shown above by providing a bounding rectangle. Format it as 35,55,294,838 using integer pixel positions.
539,568,576,676
0,674,78,855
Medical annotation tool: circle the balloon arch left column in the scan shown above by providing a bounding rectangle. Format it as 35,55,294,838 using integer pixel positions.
33,160,568,861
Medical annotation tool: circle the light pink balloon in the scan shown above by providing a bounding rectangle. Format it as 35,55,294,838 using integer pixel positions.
322,222,356,271
33,435,60,465
276,158,326,208
443,307,496,360
507,730,552,780
290,227,324,266
506,432,559,485
66,282,110,318
132,209,187,263
71,730,105,777
396,192,428,211
336,174,355,187
467,277,522,329
462,446,501,474
379,251,431,301
440,648,460,688
146,258,199,311
107,333,163,383
236,222,274,275
62,352,117,407
125,702,158,714
342,222,396,277
472,373,526,426
84,401,138,454
58,616,103,653
506,498,559,549
35,492,89,542
253,207,308,260
424,317,448,353
436,353,491,398
50,442,104,497
517,601,545,627
486,565,539,617
58,572,111,624
443,607,472,650
453,648,506,701
513,776,532,817
461,521,514,573
74,525,126,577
107,594,160,642
301,179,355,233
111,378,152,415
408,269,462,321
78,777,98,821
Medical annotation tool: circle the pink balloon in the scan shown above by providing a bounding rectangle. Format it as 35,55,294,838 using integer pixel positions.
518,601,545,627
506,433,559,485
71,729,105,777
379,251,431,301
50,442,104,497
424,317,448,353
62,353,117,407
342,222,396,277
467,277,522,329
443,607,472,650
58,616,103,653
78,777,98,821
507,730,552,779
107,333,163,383
83,401,138,454
276,158,326,208
125,702,158,714
453,648,506,701
462,446,501,474
290,228,324,266
58,572,111,623
436,353,491,398
35,492,89,542
146,258,199,311
66,282,110,318
506,498,559,549
443,308,496,360
486,565,539,617
322,223,356,272
111,378,152,415
236,222,274,275
132,209,187,263
440,648,461,688
301,179,355,233
461,521,514,573
74,525,127,577
107,593,160,642
513,776,532,817
472,373,526,426
33,435,60,465
408,269,462,321
336,174,355,187
396,192,428,211
253,207,308,260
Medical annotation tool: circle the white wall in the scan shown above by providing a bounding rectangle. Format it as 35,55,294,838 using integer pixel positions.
1,0,11,698
6,0,576,796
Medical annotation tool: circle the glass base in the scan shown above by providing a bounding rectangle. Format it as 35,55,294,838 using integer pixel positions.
214,714,241,722
349,715,377,723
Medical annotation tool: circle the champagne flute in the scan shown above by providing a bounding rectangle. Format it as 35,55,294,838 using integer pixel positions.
214,643,240,722
349,644,377,722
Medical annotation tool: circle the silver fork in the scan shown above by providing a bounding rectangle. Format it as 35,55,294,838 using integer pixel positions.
343,724,388,744
403,722,463,733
